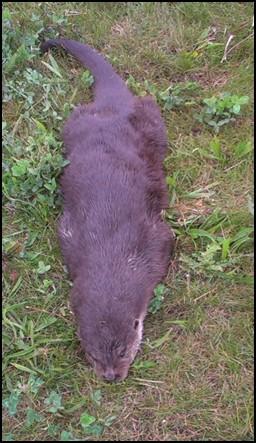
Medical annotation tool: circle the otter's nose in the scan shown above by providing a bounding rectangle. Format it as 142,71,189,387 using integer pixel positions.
103,369,119,382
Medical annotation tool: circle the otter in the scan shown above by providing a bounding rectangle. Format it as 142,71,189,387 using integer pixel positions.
40,38,174,381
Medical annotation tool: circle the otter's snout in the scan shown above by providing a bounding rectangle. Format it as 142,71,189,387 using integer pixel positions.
103,369,121,382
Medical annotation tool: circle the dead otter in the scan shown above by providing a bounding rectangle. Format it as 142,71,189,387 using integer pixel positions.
40,38,174,381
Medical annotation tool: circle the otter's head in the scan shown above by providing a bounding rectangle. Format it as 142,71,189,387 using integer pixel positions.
76,310,144,382
70,249,153,382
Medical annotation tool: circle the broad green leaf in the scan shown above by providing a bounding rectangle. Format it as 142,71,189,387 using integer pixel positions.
12,160,29,177
85,423,104,436
232,104,240,114
28,374,44,394
2,391,20,416
37,261,51,274
44,391,64,413
25,408,42,426
3,434,14,441
81,70,94,87
80,412,96,428
60,431,79,441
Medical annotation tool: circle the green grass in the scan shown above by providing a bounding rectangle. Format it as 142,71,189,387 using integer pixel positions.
2,2,254,441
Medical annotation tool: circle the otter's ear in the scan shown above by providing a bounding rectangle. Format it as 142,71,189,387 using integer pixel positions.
133,319,140,330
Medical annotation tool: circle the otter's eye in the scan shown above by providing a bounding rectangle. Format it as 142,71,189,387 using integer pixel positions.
119,350,126,358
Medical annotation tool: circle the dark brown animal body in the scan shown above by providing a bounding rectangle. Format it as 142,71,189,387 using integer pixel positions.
41,39,174,381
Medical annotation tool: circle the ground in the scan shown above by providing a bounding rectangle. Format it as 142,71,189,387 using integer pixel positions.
2,2,254,441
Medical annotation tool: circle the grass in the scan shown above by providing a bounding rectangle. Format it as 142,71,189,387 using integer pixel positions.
2,2,254,441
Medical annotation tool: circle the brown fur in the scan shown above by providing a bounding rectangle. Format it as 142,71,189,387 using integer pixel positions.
41,39,174,381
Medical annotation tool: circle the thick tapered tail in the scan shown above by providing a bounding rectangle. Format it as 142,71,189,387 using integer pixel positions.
40,38,131,103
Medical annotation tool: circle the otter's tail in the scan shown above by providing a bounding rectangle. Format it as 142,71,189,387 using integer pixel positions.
40,38,132,103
